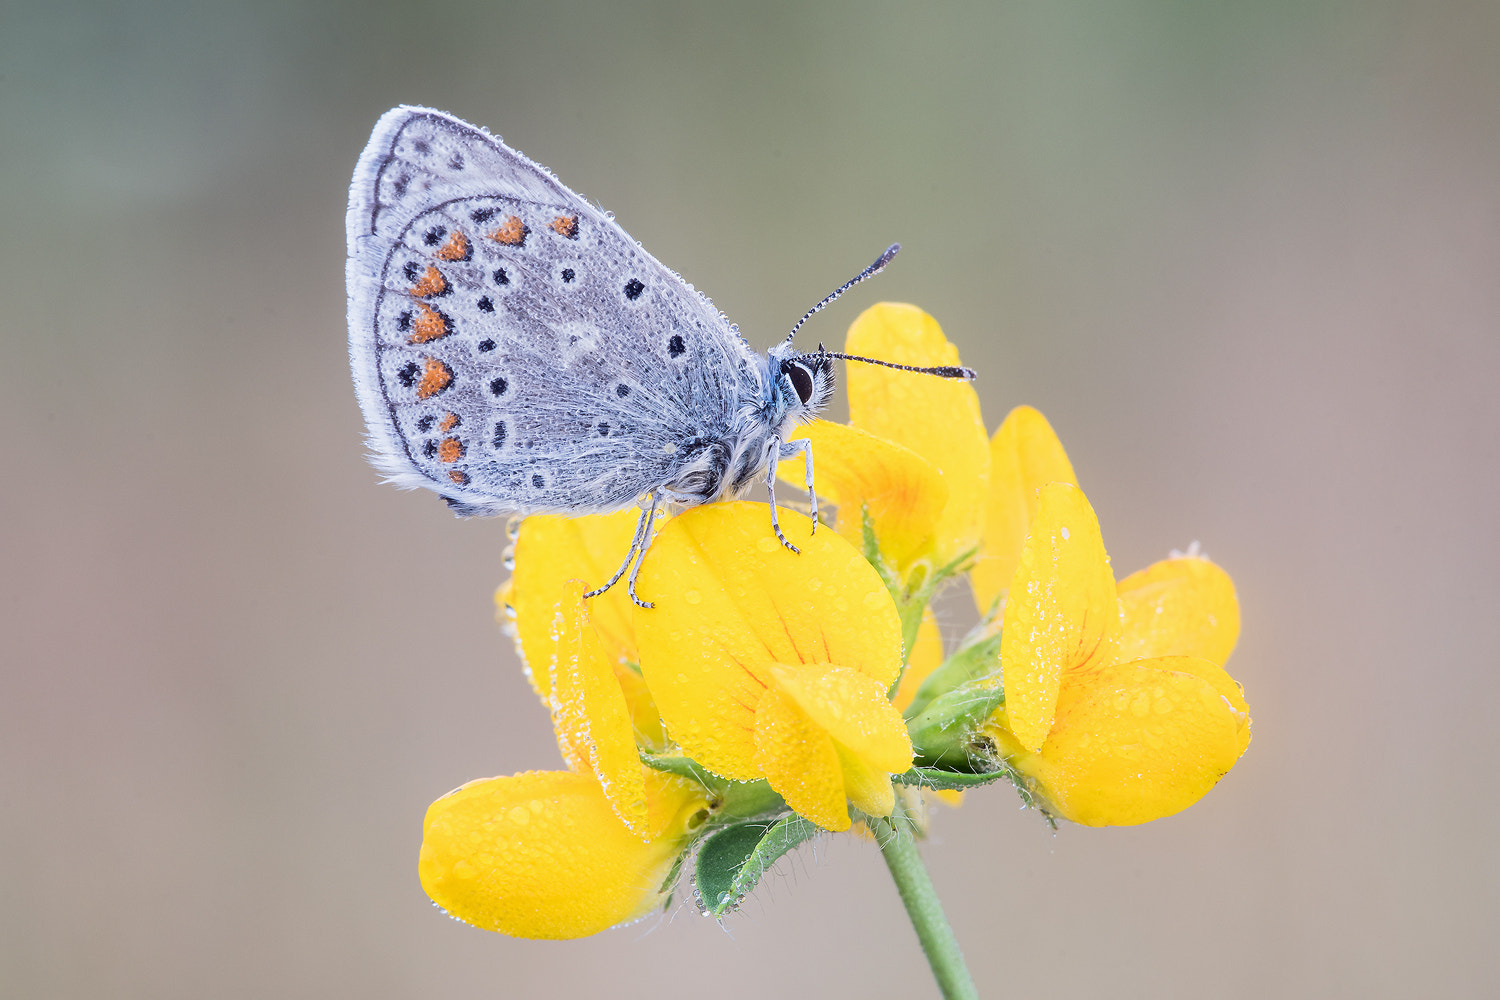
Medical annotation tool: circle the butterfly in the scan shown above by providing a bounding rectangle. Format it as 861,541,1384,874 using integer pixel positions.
346,106,973,606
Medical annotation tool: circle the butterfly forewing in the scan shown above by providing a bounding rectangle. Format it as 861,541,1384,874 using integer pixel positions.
347,107,762,515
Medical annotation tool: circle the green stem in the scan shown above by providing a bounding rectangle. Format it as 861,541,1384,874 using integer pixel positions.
874,814,979,1000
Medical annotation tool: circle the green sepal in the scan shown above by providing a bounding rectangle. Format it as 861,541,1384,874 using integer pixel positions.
692,813,820,917
903,631,1002,720
657,840,691,913
906,678,1006,768
639,752,727,793
895,765,1008,791
715,778,786,822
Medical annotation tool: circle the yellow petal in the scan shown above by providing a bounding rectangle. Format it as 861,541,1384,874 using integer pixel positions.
512,510,665,746
766,661,913,775
972,406,1079,615
844,304,990,563
1000,482,1119,753
1117,556,1240,666
753,687,849,831
512,510,643,678
781,420,948,568
418,769,706,938
633,503,903,782
1007,656,1251,826
549,580,649,836
893,607,944,713
836,742,897,818
1142,653,1252,757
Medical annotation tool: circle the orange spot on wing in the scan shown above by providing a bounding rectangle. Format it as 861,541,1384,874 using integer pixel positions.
435,230,470,261
416,357,453,399
438,412,461,432
549,215,578,239
448,470,470,486
408,303,450,343
489,216,528,246
410,265,448,298
438,437,465,463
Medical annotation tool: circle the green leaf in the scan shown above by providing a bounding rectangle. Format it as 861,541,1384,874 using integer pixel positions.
692,814,820,917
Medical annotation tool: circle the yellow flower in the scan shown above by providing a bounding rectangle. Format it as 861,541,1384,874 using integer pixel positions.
413,296,1251,958
782,304,987,579
634,502,914,832
983,482,1251,826
774,303,1249,827
421,578,709,937
419,768,706,939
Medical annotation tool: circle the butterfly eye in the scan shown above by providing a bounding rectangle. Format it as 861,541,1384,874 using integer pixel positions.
781,360,815,406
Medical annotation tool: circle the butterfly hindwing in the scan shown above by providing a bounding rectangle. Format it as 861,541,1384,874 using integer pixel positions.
346,106,762,515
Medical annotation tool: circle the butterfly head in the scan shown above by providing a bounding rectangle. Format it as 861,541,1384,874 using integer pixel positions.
767,341,836,429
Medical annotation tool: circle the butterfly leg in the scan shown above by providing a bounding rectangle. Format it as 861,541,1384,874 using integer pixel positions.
624,493,665,609
585,497,656,603
764,438,801,555
777,436,817,534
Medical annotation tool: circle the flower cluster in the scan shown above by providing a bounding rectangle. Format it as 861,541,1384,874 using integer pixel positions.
416,303,1251,939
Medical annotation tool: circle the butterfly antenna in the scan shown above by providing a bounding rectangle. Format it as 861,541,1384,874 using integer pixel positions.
816,349,976,381
780,244,901,347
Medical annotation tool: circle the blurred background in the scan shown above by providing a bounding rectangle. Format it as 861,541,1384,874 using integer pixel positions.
3,2,1497,997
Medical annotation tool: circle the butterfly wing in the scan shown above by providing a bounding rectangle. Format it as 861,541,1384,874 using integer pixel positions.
346,106,763,516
